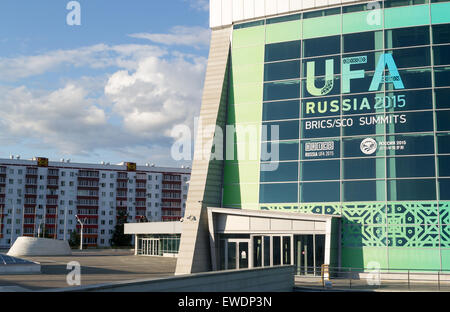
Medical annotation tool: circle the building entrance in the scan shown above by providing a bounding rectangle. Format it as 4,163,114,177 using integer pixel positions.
222,239,249,270
141,238,159,256
294,234,325,276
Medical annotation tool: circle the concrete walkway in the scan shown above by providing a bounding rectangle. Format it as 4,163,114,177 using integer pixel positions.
0,249,176,291
294,276,450,292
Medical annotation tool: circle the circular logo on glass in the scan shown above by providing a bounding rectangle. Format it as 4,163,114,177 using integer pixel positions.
360,138,377,155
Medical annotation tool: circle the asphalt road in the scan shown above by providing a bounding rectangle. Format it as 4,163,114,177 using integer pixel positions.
0,249,176,291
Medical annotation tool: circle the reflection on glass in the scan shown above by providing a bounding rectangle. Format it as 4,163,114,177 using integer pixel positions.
343,180,386,202
227,241,236,269
385,25,429,48
260,183,298,203
273,236,281,266
264,236,271,267
387,156,435,178
300,182,340,202
387,179,436,200
265,41,301,62
283,237,291,265
253,236,262,267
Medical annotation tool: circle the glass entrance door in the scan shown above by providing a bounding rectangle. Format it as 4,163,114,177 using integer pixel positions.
224,239,249,270
141,238,160,256
294,234,325,276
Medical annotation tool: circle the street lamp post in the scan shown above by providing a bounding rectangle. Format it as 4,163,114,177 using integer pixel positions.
75,215,86,250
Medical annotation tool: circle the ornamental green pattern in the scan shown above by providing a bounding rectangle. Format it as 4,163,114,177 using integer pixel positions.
388,224,440,248
260,203,340,215
341,203,386,225
342,225,387,247
259,202,450,249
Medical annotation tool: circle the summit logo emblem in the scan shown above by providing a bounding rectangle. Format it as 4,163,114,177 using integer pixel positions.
306,53,404,96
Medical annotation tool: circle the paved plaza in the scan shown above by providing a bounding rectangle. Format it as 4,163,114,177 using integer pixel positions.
0,249,176,291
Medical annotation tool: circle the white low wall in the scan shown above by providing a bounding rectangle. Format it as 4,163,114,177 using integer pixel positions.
7,237,72,257
48,265,294,292
0,263,41,275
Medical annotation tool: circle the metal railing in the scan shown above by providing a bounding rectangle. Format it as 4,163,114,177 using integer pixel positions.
294,265,450,291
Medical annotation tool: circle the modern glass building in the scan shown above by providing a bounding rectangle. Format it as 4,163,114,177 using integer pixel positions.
175,0,450,275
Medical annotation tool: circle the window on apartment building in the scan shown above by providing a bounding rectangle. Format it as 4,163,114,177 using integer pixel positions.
102,173,106,179
101,211,105,215
128,198,133,202
101,220,105,225
15,229,20,234
18,169,23,175
61,181,65,186
39,185,44,190
18,179,22,184
110,174,114,178
148,184,152,189
155,212,158,216
16,219,21,224
109,211,113,215
8,179,13,184
69,220,72,224
8,189,12,194
101,239,105,244
16,199,21,204
69,181,74,186
110,192,114,197
147,194,152,199
109,220,113,225
148,202,151,207
40,175,44,180
102,192,106,197
60,220,64,225
60,200,65,205
155,194,159,199
61,190,65,196
59,230,64,234
61,171,66,177
155,185,159,189
155,203,159,207
9,169,13,174
39,195,43,199
38,205,43,209
70,172,74,177
101,183,106,187
101,201,105,206
68,210,73,215
17,189,22,195
155,176,158,180
110,183,114,188
7,219,11,224
101,230,105,234
69,200,73,205
129,189,133,193
109,230,113,234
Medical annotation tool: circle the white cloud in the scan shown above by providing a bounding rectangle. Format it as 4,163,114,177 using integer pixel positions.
186,0,209,11
105,54,207,139
129,26,210,49
0,27,208,163
0,44,167,82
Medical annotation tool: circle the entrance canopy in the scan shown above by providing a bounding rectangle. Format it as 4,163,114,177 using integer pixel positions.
207,208,341,274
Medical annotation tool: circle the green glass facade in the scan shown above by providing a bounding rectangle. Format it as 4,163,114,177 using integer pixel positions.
223,0,450,271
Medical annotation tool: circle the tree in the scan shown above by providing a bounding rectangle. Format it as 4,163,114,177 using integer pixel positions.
111,210,132,247
68,231,80,248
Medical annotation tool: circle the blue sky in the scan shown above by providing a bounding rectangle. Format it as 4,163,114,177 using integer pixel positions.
0,0,210,167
